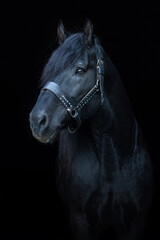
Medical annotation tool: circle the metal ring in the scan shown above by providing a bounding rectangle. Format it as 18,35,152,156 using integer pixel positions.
70,109,78,118
68,125,77,134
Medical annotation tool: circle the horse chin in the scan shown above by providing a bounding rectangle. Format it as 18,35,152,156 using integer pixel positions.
32,130,58,144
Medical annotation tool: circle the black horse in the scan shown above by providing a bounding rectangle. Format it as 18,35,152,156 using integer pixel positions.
30,20,153,240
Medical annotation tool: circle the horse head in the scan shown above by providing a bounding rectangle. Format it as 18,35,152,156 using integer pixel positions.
30,20,104,143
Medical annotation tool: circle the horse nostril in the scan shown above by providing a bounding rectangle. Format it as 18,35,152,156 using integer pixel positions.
38,113,48,129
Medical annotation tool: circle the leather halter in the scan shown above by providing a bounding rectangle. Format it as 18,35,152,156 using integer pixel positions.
43,59,104,133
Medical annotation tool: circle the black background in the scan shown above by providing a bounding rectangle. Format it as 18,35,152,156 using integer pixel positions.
0,1,159,239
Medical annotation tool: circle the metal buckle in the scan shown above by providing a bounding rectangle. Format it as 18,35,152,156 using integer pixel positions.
97,60,104,75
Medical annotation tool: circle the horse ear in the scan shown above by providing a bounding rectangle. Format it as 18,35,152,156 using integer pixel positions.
83,19,94,46
57,20,66,44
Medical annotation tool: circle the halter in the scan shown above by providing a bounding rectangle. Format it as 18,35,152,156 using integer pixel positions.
43,59,104,133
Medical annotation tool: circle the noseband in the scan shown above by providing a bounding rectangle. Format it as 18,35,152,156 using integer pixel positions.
43,59,104,133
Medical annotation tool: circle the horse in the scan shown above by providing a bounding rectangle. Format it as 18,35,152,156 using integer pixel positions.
29,20,153,240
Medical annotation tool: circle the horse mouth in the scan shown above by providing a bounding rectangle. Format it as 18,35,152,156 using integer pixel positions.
32,130,58,144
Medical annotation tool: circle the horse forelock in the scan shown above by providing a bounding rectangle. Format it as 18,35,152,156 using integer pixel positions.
40,33,86,86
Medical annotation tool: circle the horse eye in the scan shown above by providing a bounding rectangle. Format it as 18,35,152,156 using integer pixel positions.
76,68,84,75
